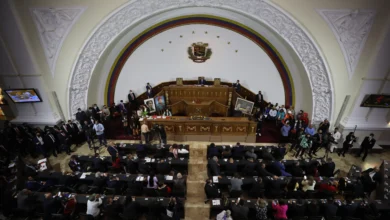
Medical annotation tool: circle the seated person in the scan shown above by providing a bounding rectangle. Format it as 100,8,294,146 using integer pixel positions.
287,199,306,218
92,172,108,191
231,143,245,159
209,156,221,176
125,155,137,174
225,158,237,176
208,143,220,158
285,178,304,199
265,176,285,198
163,108,172,116
318,180,337,193
58,172,77,190
173,172,186,191
147,172,158,189
26,176,43,191
301,176,316,192
230,173,243,192
242,158,257,176
318,157,335,177
204,179,220,199
93,153,106,172
273,160,292,177
17,189,37,214
103,197,121,219
306,200,320,216
63,194,77,217
86,194,102,218
156,159,171,175
156,181,171,197
122,196,141,219
271,199,288,220
361,166,382,194
106,176,122,193
68,155,81,172
231,199,249,220
249,177,265,198
289,161,304,177
138,159,151,174
245,148,257,160
273,144,286,160
322,199,338,218
338,197,358,219
260,148,275,161
256,162,276,177
221,146,232,158
111,153,122,170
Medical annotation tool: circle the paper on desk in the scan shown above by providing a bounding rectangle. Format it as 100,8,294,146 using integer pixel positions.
136,176,144,181
145,157,151,163
165,175,173,180
212,200,220,206
80,173,87,179
151,159,155,162
8,163,15,168
213,176,219,183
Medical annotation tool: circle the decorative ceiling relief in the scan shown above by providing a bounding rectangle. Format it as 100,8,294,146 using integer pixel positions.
31,7,86,77
318,9,375,79
69,0,334,123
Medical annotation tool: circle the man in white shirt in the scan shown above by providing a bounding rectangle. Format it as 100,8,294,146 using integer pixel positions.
330,127,341,153
93,121,107,146
86,194,102,217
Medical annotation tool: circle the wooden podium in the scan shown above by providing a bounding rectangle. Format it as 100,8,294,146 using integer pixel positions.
164,85,232,116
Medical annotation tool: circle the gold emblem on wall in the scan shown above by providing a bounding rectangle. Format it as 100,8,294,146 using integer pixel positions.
165,126,174,132
200,126,210,132
236,127,247,132
188,42,212,63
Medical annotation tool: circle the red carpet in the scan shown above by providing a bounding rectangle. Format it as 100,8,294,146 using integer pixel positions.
256,120,281,143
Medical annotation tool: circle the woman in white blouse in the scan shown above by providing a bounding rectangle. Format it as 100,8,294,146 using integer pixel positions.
301,176,316,192
86,194,102,217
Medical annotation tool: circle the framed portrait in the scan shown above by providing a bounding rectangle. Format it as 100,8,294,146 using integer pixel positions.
234,98,254,115
154,96,166,112
144,98,156,113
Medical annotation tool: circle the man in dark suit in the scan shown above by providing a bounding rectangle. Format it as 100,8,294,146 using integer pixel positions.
104,197,122,219
357,133,376,161
338,197,358,219
75,108,88,123
43,193,61,220
225,158,238,176
338,132,356,157
92,172,108,191
57,130,71,155
198,77,206,85
287,199,306,218
265,176,284,198
231,143,245,159
83,120,95,149
138,159,151,174
125,155,137,174
44,130,58,157
207,143,220,158
289,161,304,177
17,189,37,214
233,80,241,91
68,155,81,172
204,179,220,199
209,156,221,176
146,89,153,98
60,121,70,136
255,91,264,107
146,82,152,91
318,158,336,177
322,199,338,218
93,153,106,172
107,176,122,192
242,158,257,176
260,148,275,161
309,129,323,157
33,132,47,158
256,162,276,177
128,90,137,107
67,120,80,146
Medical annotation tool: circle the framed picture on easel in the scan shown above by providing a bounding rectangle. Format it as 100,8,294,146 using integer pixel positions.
234,98,254,115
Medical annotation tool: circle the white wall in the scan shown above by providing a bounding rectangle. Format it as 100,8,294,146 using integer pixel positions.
115,24,285,105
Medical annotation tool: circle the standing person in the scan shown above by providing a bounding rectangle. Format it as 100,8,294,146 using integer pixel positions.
130,114,140,137
330,127,341,153
356,133,376,161
146,82,153,91
309,130,322,157
67,120,80,146
280,123,291,143
107,142,119,162
255,109,263,137
141,122,150,144
255,91,264,108
75,108,87,124
318,119,330,134
93,120,107,146
86,194,103,218
122,115,130,135
295,134,311,159
44,130,58,157
338,132,356,157
83,120,95,150
159,125,167,144
233,80,241,91
33,131,47,158
272,199,288,220
118,100,128,116
231,199,249,220
255,198,268,220
128,90,137,107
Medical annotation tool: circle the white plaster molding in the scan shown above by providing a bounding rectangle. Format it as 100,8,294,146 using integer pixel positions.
317,9,375,79
340,116,390,130
31,7,86,77
68,0,334,123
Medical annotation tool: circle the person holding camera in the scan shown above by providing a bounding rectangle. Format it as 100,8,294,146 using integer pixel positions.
338,132,356,157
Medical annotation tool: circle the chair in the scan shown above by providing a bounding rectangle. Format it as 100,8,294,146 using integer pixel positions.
144,187,158,197
79,213,94,220
229,190,243,198
51,213,66,220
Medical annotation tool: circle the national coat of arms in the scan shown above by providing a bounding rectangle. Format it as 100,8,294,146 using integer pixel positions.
188,42,212,63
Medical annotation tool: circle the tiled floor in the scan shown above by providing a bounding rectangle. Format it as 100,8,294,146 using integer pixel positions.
24,140,390,220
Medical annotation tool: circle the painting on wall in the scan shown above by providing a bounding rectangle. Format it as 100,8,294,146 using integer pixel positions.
234,98,254,114
361,94,390,108
144,98,156,113
154,96,166,112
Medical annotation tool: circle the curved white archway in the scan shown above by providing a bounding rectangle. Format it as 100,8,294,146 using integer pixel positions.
68,0,334,122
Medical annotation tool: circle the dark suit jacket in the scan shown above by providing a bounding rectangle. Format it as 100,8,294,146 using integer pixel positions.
231,146,245,158
288,204,306,217
256,164,274,177
68,160,80,172
92,107,100,119
233,83,241,91
207,147,220,158
104,203,122,219
146,91,153,98
361,137,376,149
209,160,220,176
123,202,141,219
93,177,107,189
156,162,171,175
338,203,358,218
225,163,238,176
256,93,264,104
107,145,119,157
322,203,338,217
76,111,87,123
198,78,206,85
319,162,335,177
43,134,57,149
33,136,45,148
93,157,105,171
290,166,304,177
242,161,257,176
128,92,137,102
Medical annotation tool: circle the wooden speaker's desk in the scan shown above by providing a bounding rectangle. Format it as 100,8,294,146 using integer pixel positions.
142,116,256,142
